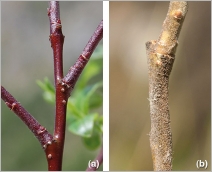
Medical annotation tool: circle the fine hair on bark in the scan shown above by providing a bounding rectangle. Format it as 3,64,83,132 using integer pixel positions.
146,1,188,171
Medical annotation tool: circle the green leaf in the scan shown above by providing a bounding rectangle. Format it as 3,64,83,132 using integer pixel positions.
84,82,103,109
42,91,55,103
82,131,101,150
36,77,55,103
74,82,103,114
67,98,84,118
86,86,103,109
37,44,103,151
75,45,103,90
68,113,98,137
96,115,103,133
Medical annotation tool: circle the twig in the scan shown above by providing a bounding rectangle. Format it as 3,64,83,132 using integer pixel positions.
47,2,103,170
1,86,53,147
63,20,103,91
86,146,103,171
47,1,66,170
2,1,103,170
146,2,188,171
48,1,64,85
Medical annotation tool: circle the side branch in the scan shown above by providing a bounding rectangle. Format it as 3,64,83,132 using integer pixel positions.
146,2,188,171
86,146,103,171
1,86,53,147
63,20,103,91
155,1,188,56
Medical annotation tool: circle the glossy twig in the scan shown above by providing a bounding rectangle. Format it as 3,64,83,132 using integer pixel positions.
48,1,64,85
63,20,103,91
47,2,103,171
47,1,66,170
146,2,188,171
2,1,103,170
1,86,53,147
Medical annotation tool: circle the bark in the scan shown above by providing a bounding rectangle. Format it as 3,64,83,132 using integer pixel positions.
46,2,103,170
146,2,188,171
1,1,103,170
1,86,53,146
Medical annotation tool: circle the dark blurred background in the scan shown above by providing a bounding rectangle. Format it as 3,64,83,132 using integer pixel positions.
109,1,210,171
2,1,102,171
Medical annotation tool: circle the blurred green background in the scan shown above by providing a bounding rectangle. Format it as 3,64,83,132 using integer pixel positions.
2,1,102,171
109,1,210,171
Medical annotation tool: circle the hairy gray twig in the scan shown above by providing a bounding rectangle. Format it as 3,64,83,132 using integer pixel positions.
146,1,188,170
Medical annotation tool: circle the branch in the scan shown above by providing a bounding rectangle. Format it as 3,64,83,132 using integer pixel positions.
48,1,64,85
63,20,103,92
47,2,103,170
47,1,66,170
146,2,188,171
1,86,53,147
86,146,103,171
2,1,103,171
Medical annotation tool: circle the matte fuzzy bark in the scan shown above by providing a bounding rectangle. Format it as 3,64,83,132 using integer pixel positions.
146,2,188,171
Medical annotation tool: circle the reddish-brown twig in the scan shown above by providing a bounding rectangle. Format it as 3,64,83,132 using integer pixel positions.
86,146,103,171
46,1,67,170
47,1,103,170
1,86,53,147
63,20,103,90
2,1,103,170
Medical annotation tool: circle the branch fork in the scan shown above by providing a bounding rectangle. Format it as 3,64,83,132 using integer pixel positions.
2,1,103,171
